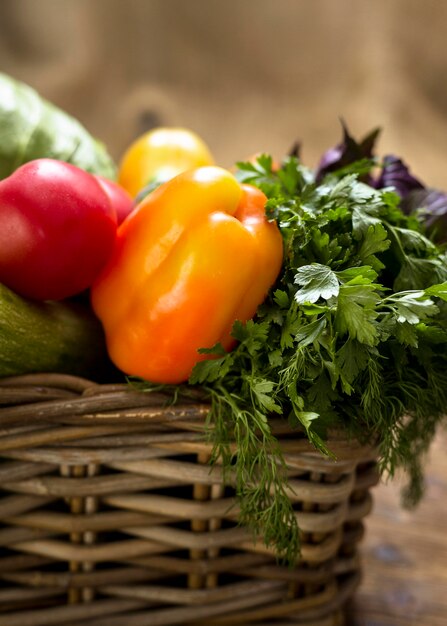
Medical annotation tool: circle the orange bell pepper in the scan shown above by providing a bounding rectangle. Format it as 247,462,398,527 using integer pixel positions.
91,166,283,384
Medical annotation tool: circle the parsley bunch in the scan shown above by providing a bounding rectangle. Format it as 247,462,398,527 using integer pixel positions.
190,155,447,564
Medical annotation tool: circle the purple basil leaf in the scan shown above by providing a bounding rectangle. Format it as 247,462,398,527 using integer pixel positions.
315,120,381,182
375,155,424,198
402,188,447,243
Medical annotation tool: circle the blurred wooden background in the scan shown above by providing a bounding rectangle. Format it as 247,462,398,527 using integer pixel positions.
0,2,446,624
0,0,446,188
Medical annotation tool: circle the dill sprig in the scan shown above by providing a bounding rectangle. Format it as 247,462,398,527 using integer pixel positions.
204,383,300,564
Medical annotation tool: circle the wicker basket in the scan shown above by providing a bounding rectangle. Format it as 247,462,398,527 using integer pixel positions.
0,373,378,626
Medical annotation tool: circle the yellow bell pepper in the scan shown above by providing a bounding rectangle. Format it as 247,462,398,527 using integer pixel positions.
91,166,283,384
118,127,214,198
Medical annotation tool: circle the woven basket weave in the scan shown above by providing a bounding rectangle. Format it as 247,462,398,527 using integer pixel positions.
0,373,378,626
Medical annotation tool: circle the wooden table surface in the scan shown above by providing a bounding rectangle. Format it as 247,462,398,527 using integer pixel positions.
347,428,447,625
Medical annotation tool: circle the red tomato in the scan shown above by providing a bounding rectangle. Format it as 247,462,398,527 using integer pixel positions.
0,159,117,300
94,175,135,225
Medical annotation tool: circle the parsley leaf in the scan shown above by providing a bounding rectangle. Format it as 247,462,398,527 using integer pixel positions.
294,264,339,303
383,291,439,325
336,282,380,345
336,338,371,384
357,222,390,270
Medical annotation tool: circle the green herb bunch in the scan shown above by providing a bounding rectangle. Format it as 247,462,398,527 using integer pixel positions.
190,154,447,564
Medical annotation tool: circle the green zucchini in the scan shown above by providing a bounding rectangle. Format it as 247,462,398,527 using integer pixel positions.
0,73,116,181
0,283,112,379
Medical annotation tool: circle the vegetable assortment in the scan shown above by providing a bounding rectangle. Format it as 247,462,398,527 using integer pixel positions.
1,74,447,565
